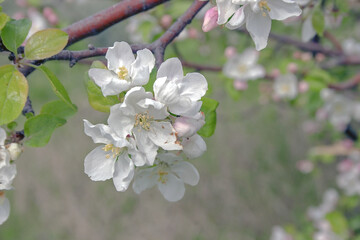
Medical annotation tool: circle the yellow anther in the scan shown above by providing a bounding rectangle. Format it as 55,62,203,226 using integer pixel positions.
238,64,248,73
280,85,290,93
102,144,122,159
134,112,153,131
158,170,169,184
259,0,271,16
118,66,129,79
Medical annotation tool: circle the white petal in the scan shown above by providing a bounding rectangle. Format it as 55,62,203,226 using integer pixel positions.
88,68,115,92
302,15,316,42
267,0,302,21
182,134,207,159
245,6,272,51
84,146,115,181
0,149,10,169
173,113,205,138
171,161,200,186
157,58,183,82
138,98,169,120
169,99,202,117
148,122,183,151
0,128,6,146
240,48,259,66
133,130,158,165
102,78,131,96
178,72,208,102
216,0,238,25
0,164,16,190
83,119,120,145
108,104,135,138
132,168,157,194
113,153,134,192
226,6,245,30
154,77,180,106
0,196,10,225
157,152,182,163
130,49,155,86
106,41,135,71
242,65,266,80
123,87,154,112
158,173,185,202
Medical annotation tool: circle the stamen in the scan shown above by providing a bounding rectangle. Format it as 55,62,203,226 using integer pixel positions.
134,112,153,131
118,66,129,80
158,170,169,184
102,144,122,159
259,0,271,16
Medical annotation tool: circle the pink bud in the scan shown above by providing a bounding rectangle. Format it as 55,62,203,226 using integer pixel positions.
287,62,298,73
337,159,353,172
43,7,59,25
233,80,248,90
202,7,218,32
270,68,280,78
225,46,237,59
12,12,25,20
315,53,326,62
188,27,199,39
296,160,314,174
293,51,302,59
173,113,205,138
160,15,172,29
298,81,309,93
301,52,312,62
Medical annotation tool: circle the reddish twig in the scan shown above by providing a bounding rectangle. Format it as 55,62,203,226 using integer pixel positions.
324,31,343,52
328,73,360,90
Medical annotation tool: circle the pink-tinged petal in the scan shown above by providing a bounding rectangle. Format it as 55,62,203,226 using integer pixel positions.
106,41,135,71
84,146,115,181
173,113,205,138
132,168,157,194
178,72,208,101
113,153,134,192
157,58,183,82
0,128,6,146
133,130,158,165
157,173,185,202
0,196,10,225
148,122,182,151
108,105,135,138
216,0,238,25
226,6,245,30
202,6,219,32
245,6,271,51
267,0,302,21
182,134,207,159
130,49,155,86
171,161,200,186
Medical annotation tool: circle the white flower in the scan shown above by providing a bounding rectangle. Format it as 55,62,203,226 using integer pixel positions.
0,192,10,225
108,87,182,165
83,119,144,192
132,153,200,202
0,128,16,191
154,58,208,117
88,41,155,96
342,38,360,57
307,189,338,223
273,73,298,99
173,112,205,138
223,48,265,81
223,0,302,50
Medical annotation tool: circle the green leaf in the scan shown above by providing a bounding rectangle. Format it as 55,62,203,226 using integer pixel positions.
198,97,219,137
0,12,9,31
25,28,68,60
32,64,75,110
0,65,28,125
325,211,349,237
40,100,77,119
24,114,66,147
312,8,325,36
0,19,31,54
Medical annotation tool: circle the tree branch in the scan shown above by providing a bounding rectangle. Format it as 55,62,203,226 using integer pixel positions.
328,73,360,90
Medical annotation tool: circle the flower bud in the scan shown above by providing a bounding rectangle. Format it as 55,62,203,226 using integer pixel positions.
6,143,22,161
160,15,172,29
202,7,218,32
224,46,237,59
173,113,205,138
287,62,298,73
43,7,59,25
233,80,248,90
298,81,309,93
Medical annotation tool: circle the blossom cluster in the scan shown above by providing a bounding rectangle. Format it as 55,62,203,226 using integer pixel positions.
85,42,208,202
202,0,302,50
0,127,21,225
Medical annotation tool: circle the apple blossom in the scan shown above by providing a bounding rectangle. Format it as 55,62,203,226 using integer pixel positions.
0,192,10,225
132,152,200,202
273,73,298,100
154,58,208,117
108,87,182,165
223,48,265,82
88,42,155,96
202,6,219,32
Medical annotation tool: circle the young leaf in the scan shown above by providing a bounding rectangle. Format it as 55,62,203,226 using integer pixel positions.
24,114,66,147
85,80,119,113
32,64,76,110
198,97,219,137
0,12,9,31
40,100,77,119
25,29,69,60
312,8,325,36
0,65,28,125
0,19,31,54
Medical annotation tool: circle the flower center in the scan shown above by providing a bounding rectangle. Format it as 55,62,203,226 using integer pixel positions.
102,144,122,159
118,66,129,80
134,112,153,131
280,84,290,93
157,170,169,184
238,64,248,73
259,0,271,16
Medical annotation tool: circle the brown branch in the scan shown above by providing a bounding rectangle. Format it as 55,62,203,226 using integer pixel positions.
323,31,343,52
328,73,360,90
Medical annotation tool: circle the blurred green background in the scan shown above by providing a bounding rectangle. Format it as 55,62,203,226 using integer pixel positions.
0,0,335,239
